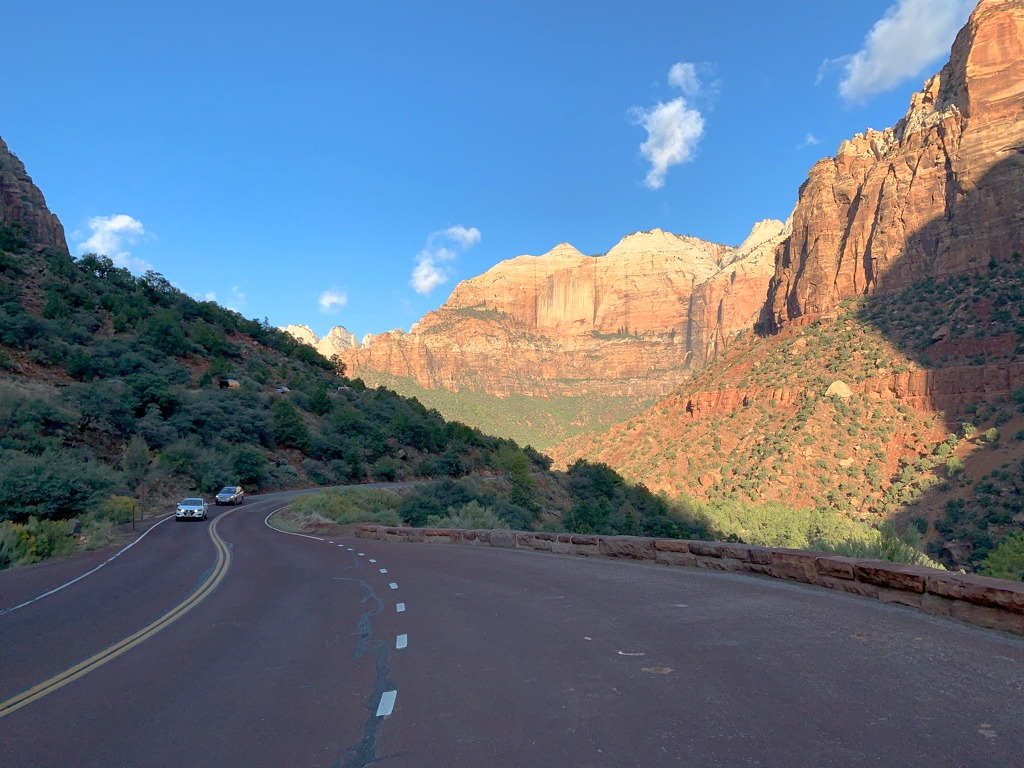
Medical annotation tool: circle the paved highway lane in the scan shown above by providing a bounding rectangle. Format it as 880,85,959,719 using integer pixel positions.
3,501,1024,767
0,492,398,768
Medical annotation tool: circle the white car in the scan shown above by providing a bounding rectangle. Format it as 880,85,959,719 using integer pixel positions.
176,498,208,521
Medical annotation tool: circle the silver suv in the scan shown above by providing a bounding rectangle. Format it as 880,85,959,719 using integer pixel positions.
215,486,245,505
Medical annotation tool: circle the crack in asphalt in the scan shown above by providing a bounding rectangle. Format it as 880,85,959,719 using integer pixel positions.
332,562,403,767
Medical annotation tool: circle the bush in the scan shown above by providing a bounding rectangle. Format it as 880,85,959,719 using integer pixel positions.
0,516,77,568
371,457,399,482
427,500,510,530
984,427,1000,444
289,488,400,526
97,495,138,524
978,532,1024,581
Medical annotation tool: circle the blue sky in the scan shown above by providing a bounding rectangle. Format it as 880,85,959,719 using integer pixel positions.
4,0,974,339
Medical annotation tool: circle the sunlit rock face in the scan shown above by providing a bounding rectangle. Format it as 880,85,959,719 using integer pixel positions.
338,224,788,398
281,324,359,359
0,137,68,252
767,0,1024,329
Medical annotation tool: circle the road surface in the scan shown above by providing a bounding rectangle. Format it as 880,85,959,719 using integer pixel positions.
2,490,1023,767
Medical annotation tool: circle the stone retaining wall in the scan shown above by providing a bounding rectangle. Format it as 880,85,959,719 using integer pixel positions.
355,525,1024,637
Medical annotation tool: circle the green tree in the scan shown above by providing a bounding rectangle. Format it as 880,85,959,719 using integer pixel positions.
309,388,332,416
231,445,268,487
272,399,310,450
979,532,1024,581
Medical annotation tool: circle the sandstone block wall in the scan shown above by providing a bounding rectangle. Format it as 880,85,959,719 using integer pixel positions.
355,525,1024,637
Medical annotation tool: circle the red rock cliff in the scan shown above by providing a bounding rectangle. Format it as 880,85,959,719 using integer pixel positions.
767,0,1024,329
0,137,68,252
341,224,787,398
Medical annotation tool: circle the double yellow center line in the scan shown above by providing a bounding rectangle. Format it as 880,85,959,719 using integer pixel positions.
0,510,235,720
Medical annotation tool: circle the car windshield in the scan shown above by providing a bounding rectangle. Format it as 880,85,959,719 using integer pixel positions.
219,487,235,493
182,498,203,505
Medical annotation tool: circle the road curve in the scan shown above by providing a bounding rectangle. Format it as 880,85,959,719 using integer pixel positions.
2,494,1023,767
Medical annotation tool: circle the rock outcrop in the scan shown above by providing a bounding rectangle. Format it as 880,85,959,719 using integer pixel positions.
281,324,359,359
0,137,68,252
766,0,1024,329
339,224,788,398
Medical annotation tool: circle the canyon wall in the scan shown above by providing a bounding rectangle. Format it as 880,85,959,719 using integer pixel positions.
766,0,1024,329
339,223,787,398
0,137,68,252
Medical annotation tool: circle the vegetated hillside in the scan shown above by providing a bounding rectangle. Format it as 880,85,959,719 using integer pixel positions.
554,254,1024,574
0,221,707,568
350,370,653,452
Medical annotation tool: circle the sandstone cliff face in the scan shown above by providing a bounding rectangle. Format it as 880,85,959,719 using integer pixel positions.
281,323,359,359
339,224,787,398
767,0,1024,329
0,137,68,252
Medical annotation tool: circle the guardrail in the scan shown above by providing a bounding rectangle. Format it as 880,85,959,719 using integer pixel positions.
355,525,1024,637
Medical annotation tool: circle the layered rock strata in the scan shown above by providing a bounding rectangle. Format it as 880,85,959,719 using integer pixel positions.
767,0,1024,329
0,137,68,252
339,223,787,398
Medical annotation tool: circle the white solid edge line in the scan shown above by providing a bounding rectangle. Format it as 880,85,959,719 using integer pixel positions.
389,583,398,590
263,508,324,541
0,513,175,617
396,634,408,650
376,690,397,717
396,602,406,612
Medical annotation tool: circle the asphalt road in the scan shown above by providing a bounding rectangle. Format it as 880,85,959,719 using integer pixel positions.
2,492,1023,767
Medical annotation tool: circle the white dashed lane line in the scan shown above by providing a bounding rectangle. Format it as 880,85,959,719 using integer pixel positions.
396,634,408,650
396,603,405,613
389,583,398,590
369,559,377,563
376,690,397,717
379,568,388,574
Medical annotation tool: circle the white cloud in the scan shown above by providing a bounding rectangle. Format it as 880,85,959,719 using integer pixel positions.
204,291,217,302
801,133,821,147
412,258,447,294
668,62,700,97
444,226,481,248
632,62,707,190
77,214,151,272
632,99,705,190
319,289,348,312
833,0,974,103
410,225,481,294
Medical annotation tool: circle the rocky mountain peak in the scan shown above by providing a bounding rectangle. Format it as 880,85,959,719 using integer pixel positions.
539,242,587,260
281,323,359,358
0,136,68,252
766,0,1024,330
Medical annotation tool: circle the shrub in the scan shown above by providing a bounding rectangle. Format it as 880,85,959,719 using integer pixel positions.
946,456,965,476
289,488,400,526
97,495,138,524
984,427,1000,444
427,500,510,530
979,532,1024,581
371,457,399,482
